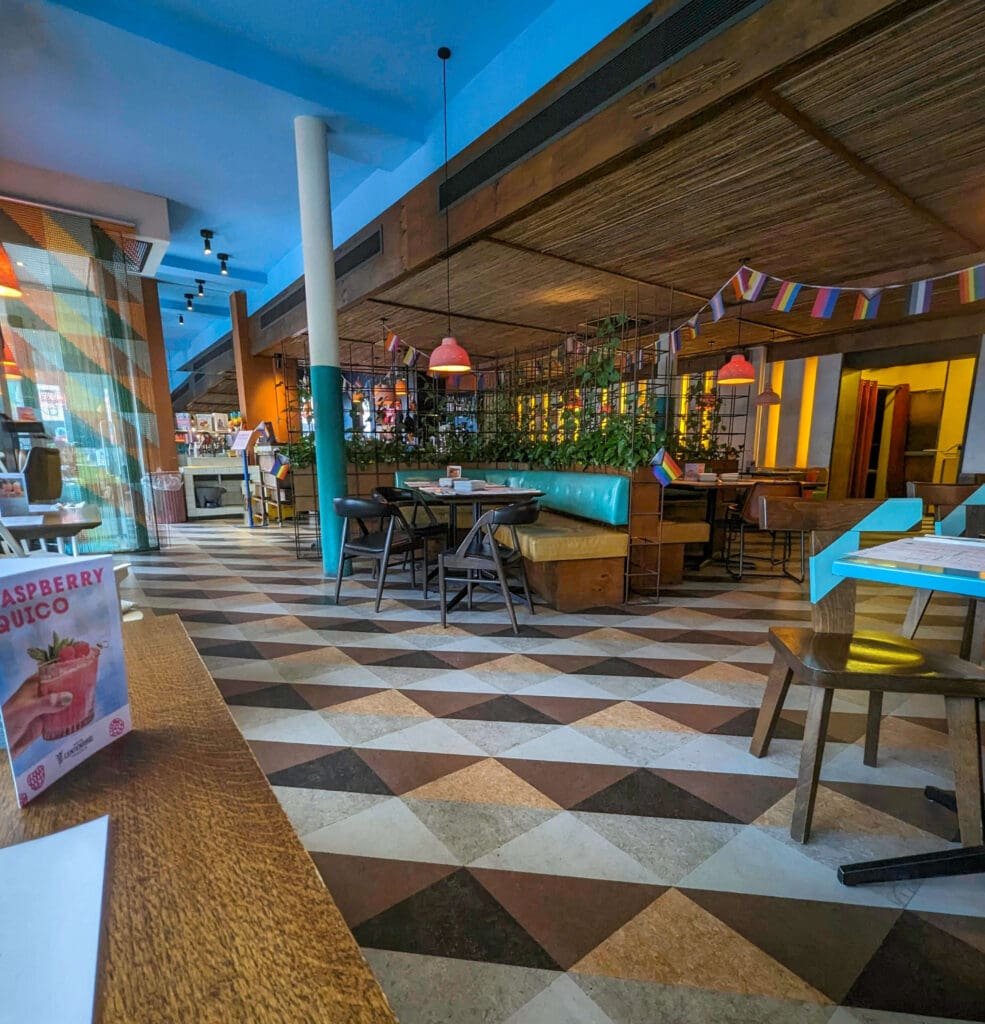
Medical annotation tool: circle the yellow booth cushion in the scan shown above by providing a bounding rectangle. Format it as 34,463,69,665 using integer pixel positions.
495,511,629,562
654,521,710,544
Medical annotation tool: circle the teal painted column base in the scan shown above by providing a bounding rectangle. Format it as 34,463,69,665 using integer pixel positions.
310,364,348,577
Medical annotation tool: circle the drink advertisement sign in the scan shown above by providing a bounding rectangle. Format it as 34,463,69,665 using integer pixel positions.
0,555,131,804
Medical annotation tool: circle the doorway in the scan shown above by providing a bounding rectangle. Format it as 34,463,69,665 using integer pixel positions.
833,358,974,499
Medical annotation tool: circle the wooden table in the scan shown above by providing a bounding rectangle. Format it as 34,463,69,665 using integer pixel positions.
830,537,985,885
0,615,396,1024
1,504,102,553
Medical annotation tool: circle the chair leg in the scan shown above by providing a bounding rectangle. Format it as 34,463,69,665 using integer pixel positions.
409,546,417,589
333,530,347,604
750,658,794,757
944,695,984,846
439,558,447,628
422,541,429,599
791,686,834,844
494,561,519,635
863,691,883,768
902,589,933,640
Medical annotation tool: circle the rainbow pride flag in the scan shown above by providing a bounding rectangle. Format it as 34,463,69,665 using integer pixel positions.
687,315,700,338
958,265,985,304
771,281,801,312
272,454,291,481
907,280,933,316
709,290,725,321
651,447,683,487
811,286,840,319
853,289,882,320
386,331,401,353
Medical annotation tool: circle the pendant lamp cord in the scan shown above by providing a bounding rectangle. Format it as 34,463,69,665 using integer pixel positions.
441,50,452,336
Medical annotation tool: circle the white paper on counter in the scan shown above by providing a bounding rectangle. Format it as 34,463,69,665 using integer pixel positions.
0,815,109,1024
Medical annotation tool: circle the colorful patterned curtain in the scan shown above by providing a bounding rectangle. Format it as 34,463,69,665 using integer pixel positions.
0,200,160,551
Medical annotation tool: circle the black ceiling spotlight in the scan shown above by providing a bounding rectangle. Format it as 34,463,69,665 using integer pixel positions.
196,278,205,297
217,252,229,275
178,314,184,326
185,292,194,311
200,229,213,256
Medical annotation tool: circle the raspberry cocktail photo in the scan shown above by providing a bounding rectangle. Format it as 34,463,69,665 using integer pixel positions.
29,634,101,740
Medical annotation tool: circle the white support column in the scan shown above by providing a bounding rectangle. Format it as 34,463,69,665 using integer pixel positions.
294,115,347,575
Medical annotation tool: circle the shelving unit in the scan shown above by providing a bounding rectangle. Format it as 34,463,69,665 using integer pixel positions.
180,461,245,519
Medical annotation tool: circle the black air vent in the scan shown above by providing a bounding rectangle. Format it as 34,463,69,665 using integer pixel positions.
439,0,764,209
335,228,382,279
192,336,232,370
260,285,306,330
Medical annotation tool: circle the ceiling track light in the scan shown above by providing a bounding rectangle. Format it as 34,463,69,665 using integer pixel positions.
185,293,194,311
200,229,214,256
179,314,185,326
217,253,229,275
196,279,205,297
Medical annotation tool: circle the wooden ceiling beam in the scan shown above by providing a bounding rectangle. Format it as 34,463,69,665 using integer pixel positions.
365,298,564,336
484,238,806,337
759,87,982,251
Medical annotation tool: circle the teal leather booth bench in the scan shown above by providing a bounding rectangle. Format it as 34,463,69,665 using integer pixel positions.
393,469,629,611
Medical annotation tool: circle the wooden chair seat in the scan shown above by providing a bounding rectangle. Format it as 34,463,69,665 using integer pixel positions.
754,625,985,846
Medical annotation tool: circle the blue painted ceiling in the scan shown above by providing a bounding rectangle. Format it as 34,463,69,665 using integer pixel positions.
0,0,650,387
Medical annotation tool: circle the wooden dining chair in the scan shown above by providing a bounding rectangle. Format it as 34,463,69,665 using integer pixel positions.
438,501,538,635
332,497,424,612
748,498,961,843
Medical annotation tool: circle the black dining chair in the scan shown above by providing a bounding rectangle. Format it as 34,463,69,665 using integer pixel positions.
724,481,803,580
332,497,423,612
373,486,448,598
438,500,538,635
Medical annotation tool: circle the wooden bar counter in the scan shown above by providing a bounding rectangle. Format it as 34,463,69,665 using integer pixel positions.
0,614,396,1024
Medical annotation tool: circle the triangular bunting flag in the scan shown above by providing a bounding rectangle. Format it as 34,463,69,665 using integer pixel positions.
810,287,840,319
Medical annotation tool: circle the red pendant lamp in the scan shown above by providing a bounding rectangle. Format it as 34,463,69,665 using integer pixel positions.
2,340,22,381
0,244,23,299
717,352,756,385
428,47,471,377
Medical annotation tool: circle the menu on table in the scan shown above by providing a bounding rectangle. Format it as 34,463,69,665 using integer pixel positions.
0,816,109,1024
0,555,131,805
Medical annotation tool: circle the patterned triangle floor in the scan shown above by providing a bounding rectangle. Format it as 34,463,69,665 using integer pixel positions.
125,523,985,1024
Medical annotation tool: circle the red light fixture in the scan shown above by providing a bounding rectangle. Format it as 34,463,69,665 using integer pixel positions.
428,46,471,376
428,336,471,375
0,244,23,299
754,383,781,406
717,352,755,385
2,340,22,380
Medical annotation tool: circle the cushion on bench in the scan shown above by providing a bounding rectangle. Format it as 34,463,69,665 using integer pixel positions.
495,511,628,562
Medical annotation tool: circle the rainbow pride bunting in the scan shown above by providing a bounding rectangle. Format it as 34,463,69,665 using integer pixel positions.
669,328,681,353
958,265,985,304
386,331,401,353
709,291,725,321
650,447,683,487
732,268,749,301
853,289,882,320
771,281,801,313
687,315,700,338
811,286,840,319
907,280,933,316
742,269,767,301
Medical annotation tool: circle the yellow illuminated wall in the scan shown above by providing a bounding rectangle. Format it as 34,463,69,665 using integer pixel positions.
796,356,818,468
763,361,784,467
